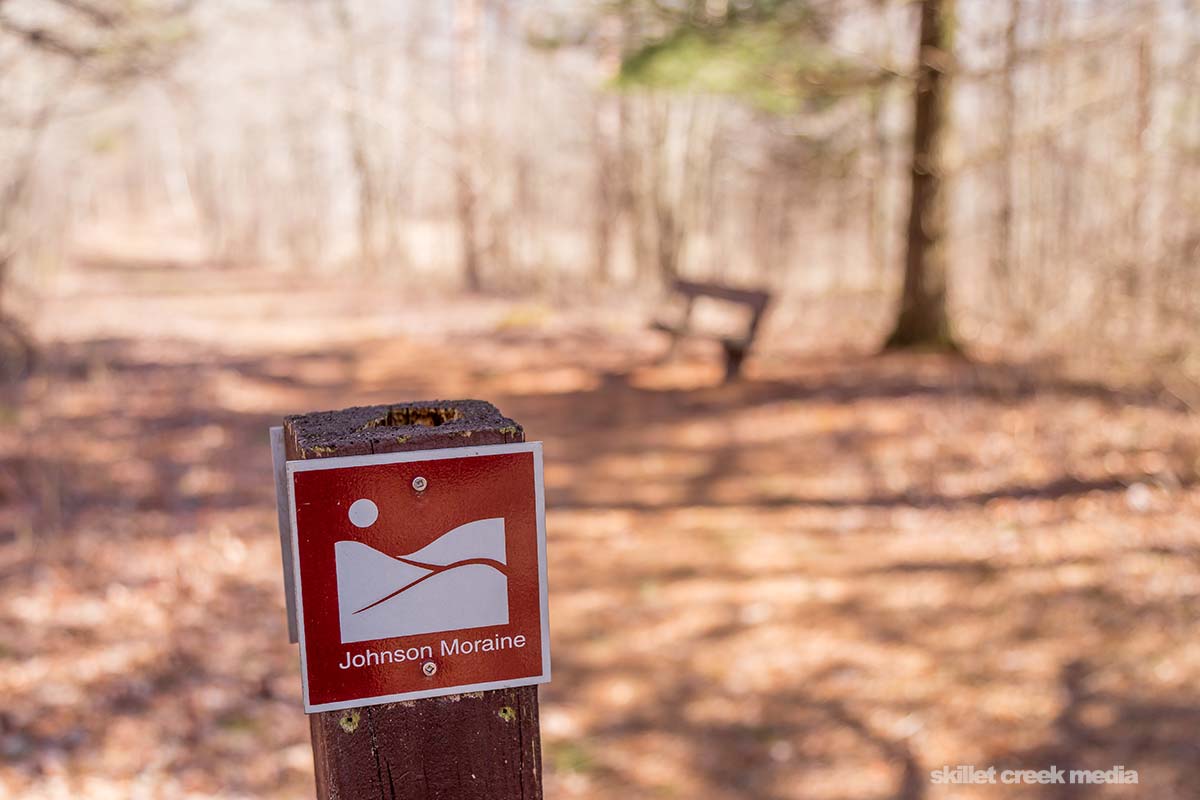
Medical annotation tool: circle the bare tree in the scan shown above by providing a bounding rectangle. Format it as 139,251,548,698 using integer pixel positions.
1132,19,1156,340
590,15,622,286
591,99,619,285
993,0,1020,315
332,0,381,272
452,0,484,291
0,0,189,372
631,95,720,284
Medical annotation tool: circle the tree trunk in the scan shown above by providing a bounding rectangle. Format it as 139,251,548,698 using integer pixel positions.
865,87,888,280
590,14,624,287
332,0,379,273
884,0,959,351
1133,25,1156,342
591,98,617,286
453,0,484,292
993,0,1019,316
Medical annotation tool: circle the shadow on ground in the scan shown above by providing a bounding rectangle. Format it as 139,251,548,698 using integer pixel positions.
1,278,1198,799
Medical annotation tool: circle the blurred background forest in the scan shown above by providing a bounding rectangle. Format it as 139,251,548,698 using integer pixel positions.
1,0,1199,798
1,0,1198,362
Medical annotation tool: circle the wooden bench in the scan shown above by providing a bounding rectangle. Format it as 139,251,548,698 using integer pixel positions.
651,279,771,382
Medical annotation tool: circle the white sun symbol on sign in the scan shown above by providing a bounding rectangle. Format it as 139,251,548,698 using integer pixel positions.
348,498,379,528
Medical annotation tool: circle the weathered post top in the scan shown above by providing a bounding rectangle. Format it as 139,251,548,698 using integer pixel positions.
286,399,523,458
281,399,544,800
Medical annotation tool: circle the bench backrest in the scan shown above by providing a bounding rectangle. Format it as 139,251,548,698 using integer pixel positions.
671,280,770,314
667,279,771,345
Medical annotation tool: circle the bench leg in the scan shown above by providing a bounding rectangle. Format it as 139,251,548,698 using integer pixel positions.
721,342,747,382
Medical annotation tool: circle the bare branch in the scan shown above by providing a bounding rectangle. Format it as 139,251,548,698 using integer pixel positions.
0,15,96,60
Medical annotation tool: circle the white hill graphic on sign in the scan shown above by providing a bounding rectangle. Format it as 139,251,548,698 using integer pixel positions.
334,517,508,643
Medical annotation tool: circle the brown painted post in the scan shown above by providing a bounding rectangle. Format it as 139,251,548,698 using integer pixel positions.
283,400,542,800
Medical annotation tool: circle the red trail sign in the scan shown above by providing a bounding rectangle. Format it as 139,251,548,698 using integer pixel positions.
286,442,550,712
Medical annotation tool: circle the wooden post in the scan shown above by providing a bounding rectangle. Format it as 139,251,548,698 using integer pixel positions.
283,400,543,800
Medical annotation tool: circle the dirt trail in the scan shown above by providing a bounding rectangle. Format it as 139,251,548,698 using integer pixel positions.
1,257,1198,799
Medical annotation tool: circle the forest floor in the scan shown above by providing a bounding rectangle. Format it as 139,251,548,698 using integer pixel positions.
0,252,1199,799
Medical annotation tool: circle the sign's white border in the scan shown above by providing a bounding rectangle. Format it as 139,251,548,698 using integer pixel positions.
286,441,551,713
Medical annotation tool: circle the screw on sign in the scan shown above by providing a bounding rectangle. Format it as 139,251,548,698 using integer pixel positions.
273,400,549,800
